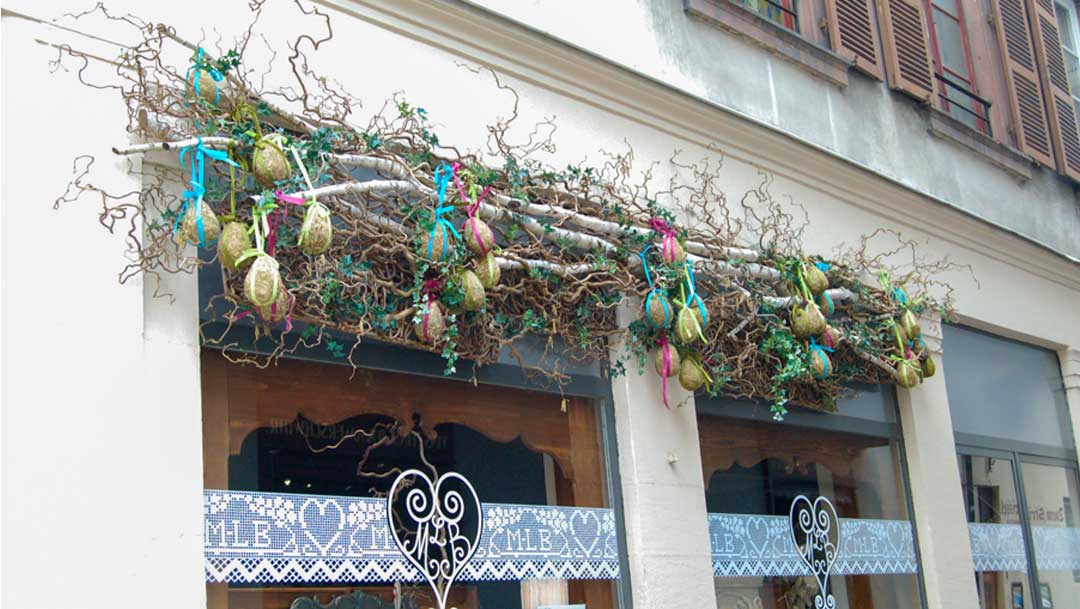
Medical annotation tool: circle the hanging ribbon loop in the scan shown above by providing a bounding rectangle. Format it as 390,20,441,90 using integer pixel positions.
175,137,240,246
186,47,224,105
809,336,835,380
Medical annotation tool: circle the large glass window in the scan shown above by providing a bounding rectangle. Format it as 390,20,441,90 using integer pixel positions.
697,388,924,609
944,324,1078,609
201,349,623,609
923,0,991,134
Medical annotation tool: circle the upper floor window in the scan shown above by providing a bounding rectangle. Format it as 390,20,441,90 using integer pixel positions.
1056,0,1080,125
735,0,799,31
923,0,992,135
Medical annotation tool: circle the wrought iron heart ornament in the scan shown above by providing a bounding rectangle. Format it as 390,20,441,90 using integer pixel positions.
789,495,840,609
387,470,483,609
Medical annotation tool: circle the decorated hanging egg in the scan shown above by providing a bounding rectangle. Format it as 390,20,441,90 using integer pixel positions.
660,239,687,264
791,302,826,339
894,357,921,389
817,290,835,316
414,301,446,343
244,254,281,308
458,270,486,311
806,263,829,295
678,358,707,391
920,354,936,378
252,134,291,187
654,344,680,378
810,348,832,379
188,70,219,105
181,200,221,246
676,306,703,344
299,202,333,256
900,310,921,339
644,291,673,328
420,224,451,262
258,287,292,323
822,325,843,350
462,217,495,255
474,252,501,289
218,221,251,270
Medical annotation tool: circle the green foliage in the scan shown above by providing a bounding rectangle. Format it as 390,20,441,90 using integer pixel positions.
759,325,811,420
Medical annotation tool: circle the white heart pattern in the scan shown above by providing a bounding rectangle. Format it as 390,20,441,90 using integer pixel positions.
789,495,840,609
387,470,483,609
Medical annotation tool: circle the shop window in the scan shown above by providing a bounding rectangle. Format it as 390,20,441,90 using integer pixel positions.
201,349,623,609
923,0,991,134
944,324,1079,609
697,388,924,609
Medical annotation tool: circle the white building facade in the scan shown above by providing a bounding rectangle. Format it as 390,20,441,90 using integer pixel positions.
3,2,1079,609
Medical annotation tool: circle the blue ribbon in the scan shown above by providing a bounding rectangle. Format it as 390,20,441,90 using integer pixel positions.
186,47,224,105
815,261,831,272
819,289,834,315
684,261,709,325
892,286,908,305
427,164,460,258
809,336,835,379
175,137,240,246
638,246,672,328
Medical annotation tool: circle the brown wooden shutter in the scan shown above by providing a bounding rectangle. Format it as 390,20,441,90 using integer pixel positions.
1026,0,1080,179
875,0,936,100
989,0,1055,167
825,0,884,78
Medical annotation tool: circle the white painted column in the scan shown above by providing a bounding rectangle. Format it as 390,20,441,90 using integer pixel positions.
1058,348,1080,468
609,299,717,609
894,318,980,609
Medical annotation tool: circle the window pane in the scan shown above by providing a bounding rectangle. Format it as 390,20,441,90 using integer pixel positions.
202,351,621,609
959,455,1034,609
943,325,1073,450
699,403,923,609
1065,47,1080,96
1020,462,1080,609
933,0,959,17
1057,3,1076,52
933,9,971,80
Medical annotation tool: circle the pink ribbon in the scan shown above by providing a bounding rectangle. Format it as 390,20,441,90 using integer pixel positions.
235,290,295,332
650,218,678,262
268,191,307,256
658,334,672,409
453,169,494,255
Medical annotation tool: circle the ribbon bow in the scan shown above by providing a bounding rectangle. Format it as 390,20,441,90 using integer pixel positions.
639,246,671,329
809,336,834,379
186,47,224,105
427,163,462,259
175,137,240,246
649,217,679,262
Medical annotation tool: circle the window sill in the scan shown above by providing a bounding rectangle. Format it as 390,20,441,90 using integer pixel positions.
925,108,1035,182
685,0,851,88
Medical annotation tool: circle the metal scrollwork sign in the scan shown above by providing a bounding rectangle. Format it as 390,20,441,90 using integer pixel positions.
387,470,483,609
789,495,840,609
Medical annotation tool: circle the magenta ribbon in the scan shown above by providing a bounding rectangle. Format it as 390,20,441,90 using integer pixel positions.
267,191,307,256
454,169,494,255
649,218,678,262
658,334,673,408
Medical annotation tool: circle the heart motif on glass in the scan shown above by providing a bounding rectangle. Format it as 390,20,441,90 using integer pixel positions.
789,495,840,609
387,469,483,609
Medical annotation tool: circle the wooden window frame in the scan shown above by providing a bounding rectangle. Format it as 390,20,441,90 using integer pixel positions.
922,0,992,135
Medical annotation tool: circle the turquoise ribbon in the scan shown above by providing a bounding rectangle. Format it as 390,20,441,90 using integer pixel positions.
815,261,831,272
684,261,708,325
186,47,224,105
809,336,835,379
639,246,672,328
427,163,460,258
892,286,908,305
175,137,240,246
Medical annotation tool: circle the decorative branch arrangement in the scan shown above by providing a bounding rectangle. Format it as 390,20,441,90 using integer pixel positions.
55,2,968,419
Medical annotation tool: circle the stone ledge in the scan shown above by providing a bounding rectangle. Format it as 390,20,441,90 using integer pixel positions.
926,108,1035,182
685,0,851,88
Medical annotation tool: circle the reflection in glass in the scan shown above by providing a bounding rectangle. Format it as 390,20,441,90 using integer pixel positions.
699,415,922,609
1020,462,1080,609
959,455,1034,609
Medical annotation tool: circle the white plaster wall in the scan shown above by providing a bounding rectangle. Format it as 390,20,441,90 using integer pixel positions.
1,14,205,609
